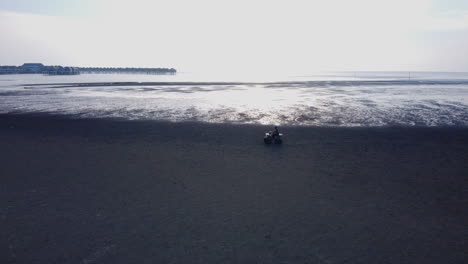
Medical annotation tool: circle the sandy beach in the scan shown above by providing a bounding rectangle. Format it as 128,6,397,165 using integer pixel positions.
1,114,467,263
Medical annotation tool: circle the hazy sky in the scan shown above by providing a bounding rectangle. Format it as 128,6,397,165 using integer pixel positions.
1,0,468,73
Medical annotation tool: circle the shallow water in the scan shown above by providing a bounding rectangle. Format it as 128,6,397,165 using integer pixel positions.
1,72,468,126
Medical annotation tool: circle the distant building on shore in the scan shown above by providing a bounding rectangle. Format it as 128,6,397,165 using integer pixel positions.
0,63,176,75
0,63,80,75
44,66,80,75
21,63,45,73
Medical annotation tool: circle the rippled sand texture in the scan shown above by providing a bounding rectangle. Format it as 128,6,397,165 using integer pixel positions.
1,114,467,263
1,76,468,126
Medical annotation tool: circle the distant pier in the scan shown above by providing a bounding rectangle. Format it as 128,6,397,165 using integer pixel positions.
79,67,176,75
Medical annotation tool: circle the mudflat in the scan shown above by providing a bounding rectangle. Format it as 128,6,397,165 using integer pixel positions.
1,114,467,263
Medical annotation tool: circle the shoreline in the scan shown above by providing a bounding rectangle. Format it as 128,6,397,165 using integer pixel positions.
21,79,468,88
3,113,468,146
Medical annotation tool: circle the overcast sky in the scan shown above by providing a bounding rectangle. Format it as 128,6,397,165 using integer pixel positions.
1,0,467,73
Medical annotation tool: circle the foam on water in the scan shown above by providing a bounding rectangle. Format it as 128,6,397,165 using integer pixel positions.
1,73,468,126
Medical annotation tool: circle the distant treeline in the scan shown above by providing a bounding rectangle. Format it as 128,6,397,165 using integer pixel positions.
79,67,176,74
0,63,177,75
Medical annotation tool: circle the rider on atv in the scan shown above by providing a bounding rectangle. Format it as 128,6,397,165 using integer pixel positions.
272,126,280,138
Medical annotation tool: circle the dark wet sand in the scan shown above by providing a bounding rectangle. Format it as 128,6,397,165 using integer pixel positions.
1,114,467,264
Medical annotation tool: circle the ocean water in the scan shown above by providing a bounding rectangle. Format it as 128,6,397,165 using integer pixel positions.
1,72,468,126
